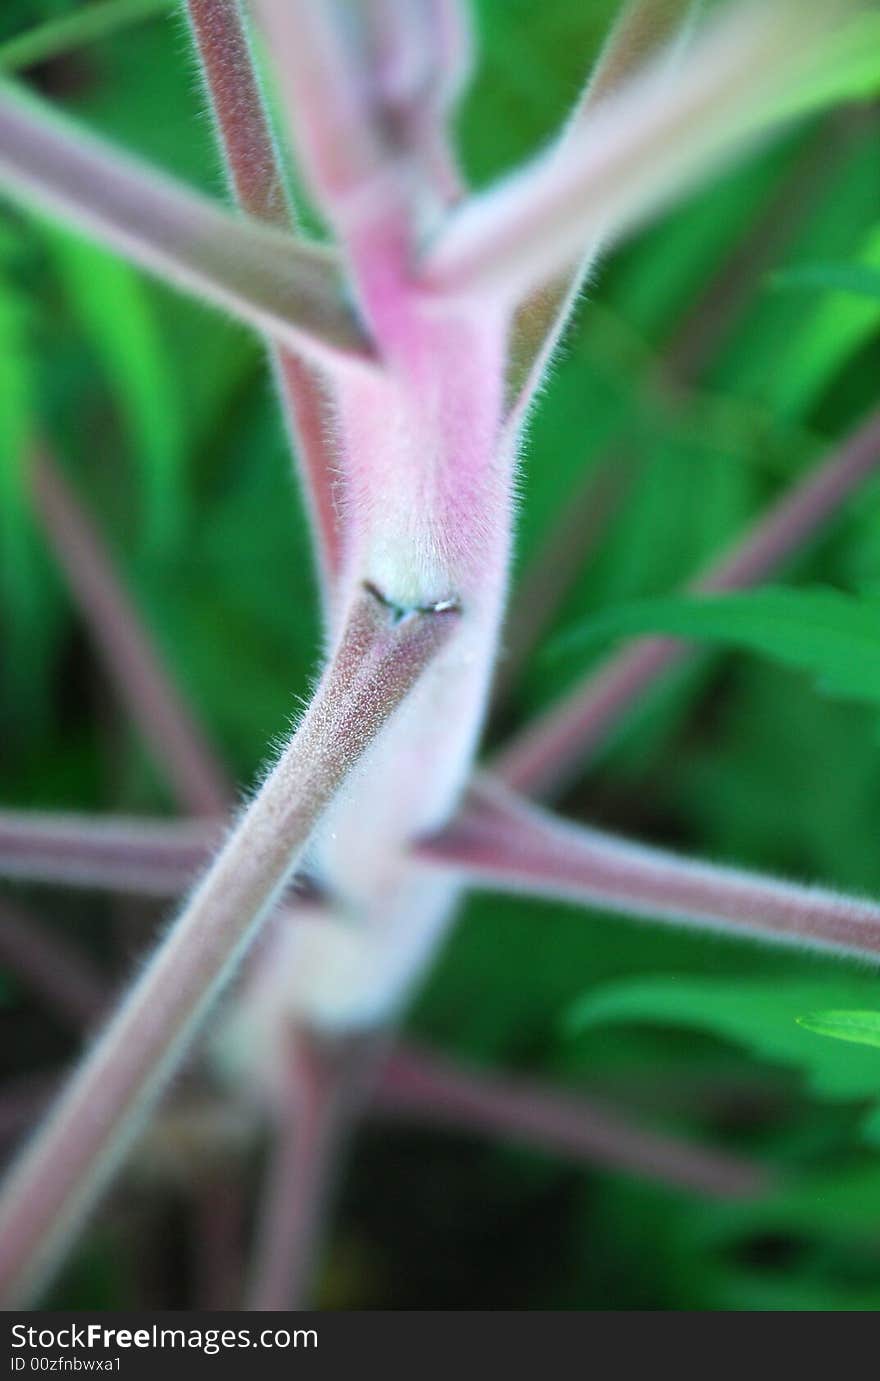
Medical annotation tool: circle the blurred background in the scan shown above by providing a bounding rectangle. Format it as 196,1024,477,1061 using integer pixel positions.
1,0,880,1309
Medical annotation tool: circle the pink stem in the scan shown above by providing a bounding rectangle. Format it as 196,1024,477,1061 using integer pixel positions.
0,810,219,896
505,0,695,421
186,0,345,596
374,1042,768,1199
31,448,231,817
245,1029,375,1311
0,899,107,1030
0,1075,60,1147
496,455,634,701
0,86,368,367
493,405,880,797
0,587,457,1305
422,780,880,965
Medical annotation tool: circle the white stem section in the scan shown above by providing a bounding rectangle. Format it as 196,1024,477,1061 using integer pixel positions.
0,590,454,1304
255,205,514,1030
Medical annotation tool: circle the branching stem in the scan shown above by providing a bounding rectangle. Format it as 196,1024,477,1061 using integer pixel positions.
0,588,456,1304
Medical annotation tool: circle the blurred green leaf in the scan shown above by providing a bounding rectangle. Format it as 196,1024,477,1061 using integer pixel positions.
0,218,36,608
550,586,880,712
797,1009,880,1050
773,260,880,302
44,226,186,550
569,977,880,1104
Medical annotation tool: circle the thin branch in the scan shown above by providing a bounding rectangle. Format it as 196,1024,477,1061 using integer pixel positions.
246,1028,378,1311
501,110,866,683
32,448,231,817
251,0,398,232
252,0,467,236
186,0,344,601
492,405,880,798
191,1168,246,1310
506,0,696,422
0,586,457,1305
421,779,880,966
186,0,291,230
374,1041,768,1199
660,106,871,387
0,809,216,896
421,1,843,305
343,0,473,205
496,454,635,703
0,899,107,1030
0,1075,59,1148
0,83,371,368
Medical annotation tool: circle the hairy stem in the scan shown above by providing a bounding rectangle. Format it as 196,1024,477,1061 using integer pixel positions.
0,588,456,1304
185,0,344,600
423,1,838,302
506,0,695,421
423,780,880,966
493,405,880,797
0,83,369,367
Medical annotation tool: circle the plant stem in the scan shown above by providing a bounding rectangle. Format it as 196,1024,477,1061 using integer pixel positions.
493,405,880,797
0,85,369,368
423,780,880,965
0,810,217,895
32,448,230,817
185,0,344,605
375,1042,768,1199
246,1029,377,1310
0,899,107,1031
0,587,456,1305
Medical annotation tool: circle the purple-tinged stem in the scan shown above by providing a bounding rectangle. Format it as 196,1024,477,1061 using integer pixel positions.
506,0,695,421
493,405,880,798
661,108,870,387
0,84,369,367
0,899,107,1031
246,1029,377,1311
185,0,290,230
0,1075,59,1148
505,111,860,677
191,1168,246,1310
32,448,231,817
374,1041,768,1199
496,455,634,702
422,780,880,966
422,1,836,304
185,0,345,600
0,587,457,1305
0,810,217,896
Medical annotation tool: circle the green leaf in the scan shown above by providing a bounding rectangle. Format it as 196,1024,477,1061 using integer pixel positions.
45,226,186,550
0,219,35,603
768,222,880,418
569,977,880,1104
797,1009,880,1050
549,586,880,712
779,10,880,115
772,261,880,302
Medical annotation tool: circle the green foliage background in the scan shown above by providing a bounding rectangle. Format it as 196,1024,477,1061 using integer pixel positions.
1,0,880,1309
